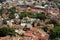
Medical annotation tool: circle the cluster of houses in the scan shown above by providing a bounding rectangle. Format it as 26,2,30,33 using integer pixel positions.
0,14,59,40
0,0,59,14
0,16,51,40
0,0,60,40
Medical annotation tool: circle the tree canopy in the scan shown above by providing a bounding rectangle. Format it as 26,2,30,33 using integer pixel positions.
49,26,60,39
0,27,15,37
36,12,46,20
46,20,59,26
19,12,36,19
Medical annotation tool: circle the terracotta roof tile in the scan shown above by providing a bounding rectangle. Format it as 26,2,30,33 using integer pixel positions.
1,36,10,40
0,18,3,22
31,36,39,40
32,27,38,32
24,30,33,37
35,32,41,39
43,34,49,40
19,38,24,40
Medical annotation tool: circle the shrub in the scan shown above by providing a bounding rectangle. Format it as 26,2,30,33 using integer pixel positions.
0,27,15,37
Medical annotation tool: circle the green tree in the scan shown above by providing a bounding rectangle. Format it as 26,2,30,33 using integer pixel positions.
9,7,16,19
53,38,59,40
0,7,4,15
46,20,58,26
9,14,15,19
19,12,36,19
36,12,46,20
42,27,48,32
3,19,7,24
0,27,15,37
49,26,60,39
49,30,58,39
53,26,60,38
9,7,16,15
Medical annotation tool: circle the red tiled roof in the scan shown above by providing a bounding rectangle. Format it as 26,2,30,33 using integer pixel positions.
0,18,3,22
2,13,9,17
24,30,33,37
19,38,24,40
43,34,49,40
47,24,54,27
31,9,40,13
35,32,41,39
46,9,59,15
32,27,38,32
31,36,39,40
1,36,10,40
2,13,6,16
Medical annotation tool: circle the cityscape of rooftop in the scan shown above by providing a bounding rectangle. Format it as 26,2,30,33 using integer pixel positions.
0,0,60,40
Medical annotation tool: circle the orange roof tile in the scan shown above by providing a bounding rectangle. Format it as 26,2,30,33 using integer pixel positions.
2,13,6,17
24,30,33,37
19,38,24,40
31,36,39,40
35,32,41,39
1,36,10,40
32,27,38,32
47,24,54,27
2,13,9,17
31,9,40,13
43,34,49,40
0,18,3,22
46,9,59,15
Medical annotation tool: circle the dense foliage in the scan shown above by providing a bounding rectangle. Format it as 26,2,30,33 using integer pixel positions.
19,12,36,19
46,20,59,26
19,12,46,20
49,26,60,40
0,27,15,37
3,19,7,24
36,12,46,20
